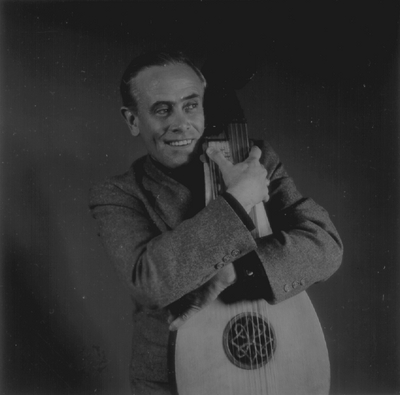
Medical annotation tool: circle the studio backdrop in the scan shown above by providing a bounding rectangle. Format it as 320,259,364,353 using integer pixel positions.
1,2,399,394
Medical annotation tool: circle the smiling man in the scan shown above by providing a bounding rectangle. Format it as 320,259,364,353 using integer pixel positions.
89,51,343,394
120,61,206,169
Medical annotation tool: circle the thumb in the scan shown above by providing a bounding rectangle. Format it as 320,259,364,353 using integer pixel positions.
206,147,231,171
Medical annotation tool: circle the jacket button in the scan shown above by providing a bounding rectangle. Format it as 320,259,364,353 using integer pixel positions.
284,284,291,292
300,279,306,286
215,262,225,270
292,280,300,289
245,269,254,277
222,255,231,263
231,249,241,257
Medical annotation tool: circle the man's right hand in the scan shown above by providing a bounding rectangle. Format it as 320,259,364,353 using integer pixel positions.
206,145,270,213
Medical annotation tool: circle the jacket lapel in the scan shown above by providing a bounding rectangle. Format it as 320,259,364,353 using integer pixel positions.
142,156,193,229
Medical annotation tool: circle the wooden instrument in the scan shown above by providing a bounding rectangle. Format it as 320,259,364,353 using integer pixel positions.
172,97,330,394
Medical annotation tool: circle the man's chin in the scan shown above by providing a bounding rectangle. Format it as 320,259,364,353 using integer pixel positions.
165,157,195,169
165,149,201,169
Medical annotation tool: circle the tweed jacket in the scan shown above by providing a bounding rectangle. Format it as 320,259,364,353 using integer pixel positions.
89,140,343,384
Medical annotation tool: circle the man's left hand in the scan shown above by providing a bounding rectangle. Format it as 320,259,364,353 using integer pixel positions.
168,263,236,331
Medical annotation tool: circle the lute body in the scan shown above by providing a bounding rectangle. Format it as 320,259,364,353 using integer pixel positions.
174,293,329,395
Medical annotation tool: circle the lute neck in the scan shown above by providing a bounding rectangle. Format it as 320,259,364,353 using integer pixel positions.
204,121,272,239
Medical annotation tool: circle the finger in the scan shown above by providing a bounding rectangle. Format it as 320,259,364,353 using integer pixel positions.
263,178,270,202
246,145,262,161
169,308,197,331
206,147,232,171
169,317,185,331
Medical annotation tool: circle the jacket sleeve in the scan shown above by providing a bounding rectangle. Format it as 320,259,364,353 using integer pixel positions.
90,141,343,310
242,140,343,303
89,183,257,310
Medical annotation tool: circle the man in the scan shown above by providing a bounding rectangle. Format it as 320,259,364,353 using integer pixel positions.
89,51,343,394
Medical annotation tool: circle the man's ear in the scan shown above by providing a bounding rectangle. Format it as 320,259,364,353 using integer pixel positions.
121,107,140,137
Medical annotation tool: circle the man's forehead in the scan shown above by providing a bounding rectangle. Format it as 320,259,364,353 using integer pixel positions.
132,63,204,103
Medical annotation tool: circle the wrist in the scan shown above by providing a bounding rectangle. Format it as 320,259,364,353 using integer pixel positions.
222,192,255,231
226,188,253,213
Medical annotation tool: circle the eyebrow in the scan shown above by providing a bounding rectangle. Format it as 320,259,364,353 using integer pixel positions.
149,93,201,113
182,93,201,101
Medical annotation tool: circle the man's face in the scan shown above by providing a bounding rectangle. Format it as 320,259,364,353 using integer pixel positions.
129,63,205,169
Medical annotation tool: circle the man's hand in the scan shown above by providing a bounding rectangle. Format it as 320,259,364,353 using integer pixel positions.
168,263,236,331
206,145,270,213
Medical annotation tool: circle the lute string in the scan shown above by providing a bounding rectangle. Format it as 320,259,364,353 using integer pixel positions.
228,123,255,394
205,121,278,394
230,123,255,394
231,122,278,394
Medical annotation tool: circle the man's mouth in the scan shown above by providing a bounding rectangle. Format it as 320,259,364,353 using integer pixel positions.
166,139,193,147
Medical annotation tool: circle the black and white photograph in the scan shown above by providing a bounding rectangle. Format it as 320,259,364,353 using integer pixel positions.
1,1,399,394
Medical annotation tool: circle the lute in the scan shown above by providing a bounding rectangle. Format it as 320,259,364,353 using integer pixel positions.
172,81,330,395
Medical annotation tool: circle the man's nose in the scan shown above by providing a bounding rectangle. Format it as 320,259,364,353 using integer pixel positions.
169,111,191,133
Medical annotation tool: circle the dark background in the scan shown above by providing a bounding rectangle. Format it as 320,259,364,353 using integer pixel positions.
1,1,399,394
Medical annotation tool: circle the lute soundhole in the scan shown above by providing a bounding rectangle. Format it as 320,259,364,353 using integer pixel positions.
222,312,276,370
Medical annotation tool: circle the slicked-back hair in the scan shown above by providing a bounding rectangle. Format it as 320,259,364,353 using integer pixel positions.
120,51,206,114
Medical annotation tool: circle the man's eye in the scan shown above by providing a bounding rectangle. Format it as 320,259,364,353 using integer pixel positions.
156,108,170,116
185,102,199,112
